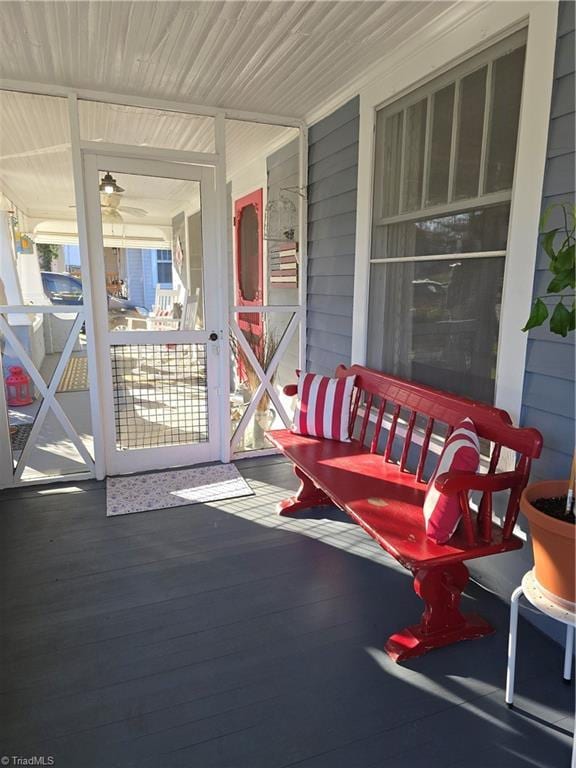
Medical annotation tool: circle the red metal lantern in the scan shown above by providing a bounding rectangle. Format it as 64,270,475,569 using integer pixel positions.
5,366,33,406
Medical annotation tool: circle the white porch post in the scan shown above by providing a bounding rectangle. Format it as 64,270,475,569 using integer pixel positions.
298,123,309,372
215,114,231,464
67,94,106,480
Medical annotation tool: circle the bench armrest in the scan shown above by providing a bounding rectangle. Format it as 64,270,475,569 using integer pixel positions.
283,384,298,397
435,470,523,495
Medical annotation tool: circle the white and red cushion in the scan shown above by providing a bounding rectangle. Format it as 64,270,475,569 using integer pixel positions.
292,372,356,442
423,418,480,544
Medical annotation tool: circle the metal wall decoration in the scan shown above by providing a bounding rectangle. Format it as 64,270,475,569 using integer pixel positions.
269,246,298,286
263,187,305,243
264,195,297,242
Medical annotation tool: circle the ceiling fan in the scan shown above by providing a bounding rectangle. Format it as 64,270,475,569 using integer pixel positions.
70,172,148,222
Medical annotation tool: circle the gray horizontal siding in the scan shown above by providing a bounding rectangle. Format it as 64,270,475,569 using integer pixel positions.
520,0,575,482
306,97,359,376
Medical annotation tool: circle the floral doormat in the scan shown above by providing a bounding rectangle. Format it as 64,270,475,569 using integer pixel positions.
106,463,253,517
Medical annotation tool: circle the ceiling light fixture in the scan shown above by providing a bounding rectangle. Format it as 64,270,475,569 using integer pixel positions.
99,172,124,194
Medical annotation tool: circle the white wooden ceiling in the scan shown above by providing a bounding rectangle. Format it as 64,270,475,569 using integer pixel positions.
0,0,460,226
0,89,297,222
1,1,456,118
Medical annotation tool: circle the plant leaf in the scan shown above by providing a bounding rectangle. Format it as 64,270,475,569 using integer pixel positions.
522,298,549,332
550,301,571,337
555,242,575,274
541,228,560,259
547,270,575,293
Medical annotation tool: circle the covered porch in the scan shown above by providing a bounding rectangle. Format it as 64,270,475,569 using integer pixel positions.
1,456,573,767
1,1,574,766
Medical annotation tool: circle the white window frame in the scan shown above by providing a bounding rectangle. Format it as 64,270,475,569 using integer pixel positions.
352,1,559,425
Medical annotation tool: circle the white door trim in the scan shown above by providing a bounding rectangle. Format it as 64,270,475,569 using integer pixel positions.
351,0,558,425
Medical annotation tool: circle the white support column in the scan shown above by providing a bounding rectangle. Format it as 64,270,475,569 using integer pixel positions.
0,344,13,488
67,94,106,480
298,123,309,373
215,114,231,464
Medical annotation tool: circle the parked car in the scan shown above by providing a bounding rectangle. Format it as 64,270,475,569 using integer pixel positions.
41,272,148,329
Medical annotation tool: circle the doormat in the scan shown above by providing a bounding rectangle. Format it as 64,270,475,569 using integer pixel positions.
106,463,253,517
10,423,33,452
57,356,89,393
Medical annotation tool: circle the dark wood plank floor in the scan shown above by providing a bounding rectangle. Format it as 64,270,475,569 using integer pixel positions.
1,456,573,767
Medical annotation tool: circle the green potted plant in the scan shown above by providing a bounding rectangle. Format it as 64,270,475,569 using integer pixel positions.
520,203,575,606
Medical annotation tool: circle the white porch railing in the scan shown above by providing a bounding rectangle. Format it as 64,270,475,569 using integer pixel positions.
0,305,96,487
229,305,303,455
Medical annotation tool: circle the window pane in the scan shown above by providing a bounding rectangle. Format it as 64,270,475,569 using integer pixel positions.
367,257,505,403
426,84,454,206
454,67,487,200
402,99,427,213
238,204,260,302
485,46,526,193
372,203,510,259
157,260,172,284
377,110,404,217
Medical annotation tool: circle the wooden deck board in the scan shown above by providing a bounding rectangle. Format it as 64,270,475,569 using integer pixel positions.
1,458,573,767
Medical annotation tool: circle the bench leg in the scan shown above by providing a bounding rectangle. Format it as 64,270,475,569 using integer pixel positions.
385,563,494,662
277,464,332,516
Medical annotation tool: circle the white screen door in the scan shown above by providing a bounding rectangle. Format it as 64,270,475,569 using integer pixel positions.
83,153,223,475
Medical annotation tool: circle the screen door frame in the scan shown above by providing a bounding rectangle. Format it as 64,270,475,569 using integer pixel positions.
83,152,225,475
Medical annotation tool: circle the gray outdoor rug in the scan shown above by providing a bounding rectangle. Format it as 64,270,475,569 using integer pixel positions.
106,463,253,517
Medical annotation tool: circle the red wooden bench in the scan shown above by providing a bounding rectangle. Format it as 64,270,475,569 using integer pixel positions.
267,365,543,662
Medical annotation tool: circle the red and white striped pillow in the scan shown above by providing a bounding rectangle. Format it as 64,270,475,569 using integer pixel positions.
423,418,480,544
292,372,356,442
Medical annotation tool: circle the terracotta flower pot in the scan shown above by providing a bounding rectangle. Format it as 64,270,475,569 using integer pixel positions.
520,479,575,607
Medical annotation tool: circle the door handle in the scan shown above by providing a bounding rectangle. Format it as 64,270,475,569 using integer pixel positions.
209,332,219,341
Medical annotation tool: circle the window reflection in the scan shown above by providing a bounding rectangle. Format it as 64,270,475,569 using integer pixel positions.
368,257,505,403
380,203,510,259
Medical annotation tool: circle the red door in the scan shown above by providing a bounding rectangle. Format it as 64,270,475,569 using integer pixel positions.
234,189,263,339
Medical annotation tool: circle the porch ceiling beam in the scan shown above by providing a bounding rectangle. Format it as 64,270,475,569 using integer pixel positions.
0,78,304,129
79,141,219,168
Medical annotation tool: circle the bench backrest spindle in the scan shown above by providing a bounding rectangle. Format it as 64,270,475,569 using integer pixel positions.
350,387,362,436
458,491,477,546
384,404,401,463
488,443,502,474
416,417,435,483
370,398,387,453
399,410,417,472
334,364,543,543
359,393,374,446
478,492,493,543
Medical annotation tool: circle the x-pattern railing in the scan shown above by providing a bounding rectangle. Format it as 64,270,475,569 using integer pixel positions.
0,306,95,481
229,306,301,453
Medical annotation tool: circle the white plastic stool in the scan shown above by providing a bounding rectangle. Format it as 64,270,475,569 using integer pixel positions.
506,569,575,767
